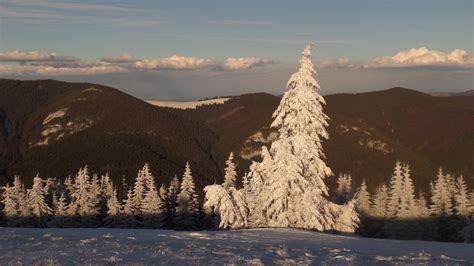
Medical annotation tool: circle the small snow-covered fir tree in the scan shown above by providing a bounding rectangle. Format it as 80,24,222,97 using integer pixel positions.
159,184,167,202
107,189,121,216
117,188,137,228
131,164,148,215
13,176,30,217
356,180,372,216
64,175,74,200
335,173,353,204
90,174,101,209
141,167,164,228
122,188,136,216
174,162,200,229
1,184,18,218
430,168,453,216
44,177,58,206
247,44,357,231
54,193,68,217
372,184,389,218
100,173,114,199
204,185,248,229
399,164,416,218
27,174,53,218
164,175,180,228
454,175,470,217
416,191,430,218
223,152,237,189
387,161,404,217
68,166,99,218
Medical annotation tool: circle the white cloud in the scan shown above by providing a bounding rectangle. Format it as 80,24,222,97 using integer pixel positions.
133,55,216,70
319,47,473,70
222,57,274,70
368,47,473,68
0,50,273,76
0,50,78,62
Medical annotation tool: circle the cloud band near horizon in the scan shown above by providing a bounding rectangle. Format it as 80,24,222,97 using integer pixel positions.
0,47,472,76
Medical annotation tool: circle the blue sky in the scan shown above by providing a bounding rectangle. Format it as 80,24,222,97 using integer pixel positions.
0,0,472,99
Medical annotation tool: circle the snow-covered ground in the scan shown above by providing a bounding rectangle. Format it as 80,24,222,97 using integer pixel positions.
145,97,231,109
0,228,472,265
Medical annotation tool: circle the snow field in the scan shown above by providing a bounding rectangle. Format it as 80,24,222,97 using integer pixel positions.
0,227,472,265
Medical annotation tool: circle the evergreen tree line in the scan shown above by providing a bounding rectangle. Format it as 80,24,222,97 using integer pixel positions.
336,161,474,242
0,162,203,230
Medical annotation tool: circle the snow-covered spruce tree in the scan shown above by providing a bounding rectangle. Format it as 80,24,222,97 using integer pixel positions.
399,164,416,218
12,176,30,219
54,193,68,217
90,174,101,208
44,177,58,207
416,192,430,218
100,173,114,200
454,175,470,217
174,162,200,229
223,152,237,189
68,167,99,224
247,45,358,232
430,168,453,216
131,164,148,215
335,173,353,204
356,179,372,216
103,188,123,228
63,175,74,201
159,184,167,202
1,184,18,218
141,167,164,228
372,184,389,218
107,189,121,217
387,161,404,218
99,173,114,216
203,155,249,229
119,188,137,228
27,175,53,224
204,185,248,229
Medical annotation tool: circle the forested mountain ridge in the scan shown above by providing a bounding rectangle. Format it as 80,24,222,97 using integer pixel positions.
1,79,473,194
0,79,221,192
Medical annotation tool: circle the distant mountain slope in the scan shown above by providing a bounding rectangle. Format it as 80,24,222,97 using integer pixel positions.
0,79,221,192
182,87,474,191
431,90,474,97
1,79,472,194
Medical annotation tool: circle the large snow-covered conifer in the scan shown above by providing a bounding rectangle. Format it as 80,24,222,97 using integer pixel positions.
247,44,358,231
